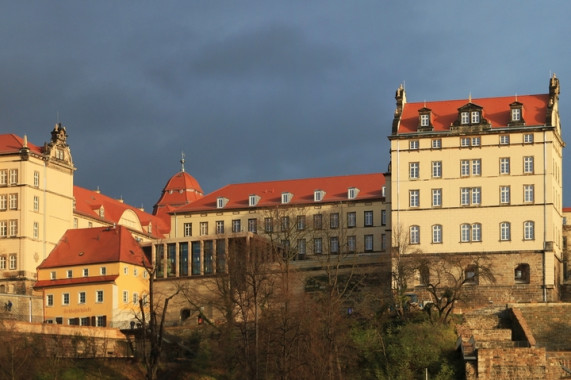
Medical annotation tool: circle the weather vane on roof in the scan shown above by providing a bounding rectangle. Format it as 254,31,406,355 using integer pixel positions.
180,152,185,173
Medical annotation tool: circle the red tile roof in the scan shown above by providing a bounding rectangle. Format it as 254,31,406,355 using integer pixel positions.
0,134,43,155
174,173,386,213
153,171,204,226
37,225,151,269
397,94,549,134
34,275,119,289
74,186,168,237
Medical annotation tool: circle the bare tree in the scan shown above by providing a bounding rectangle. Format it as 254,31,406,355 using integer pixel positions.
390,224,421,319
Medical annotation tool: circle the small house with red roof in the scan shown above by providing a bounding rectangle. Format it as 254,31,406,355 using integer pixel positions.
388,75,564,303
34,225,150,328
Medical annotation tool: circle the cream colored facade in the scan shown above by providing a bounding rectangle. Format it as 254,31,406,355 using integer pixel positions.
389,76,564,301
0,126,74,293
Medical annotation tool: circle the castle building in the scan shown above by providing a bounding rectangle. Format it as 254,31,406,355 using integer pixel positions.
389,75,564,302
34,225,150,328
149,173,391,280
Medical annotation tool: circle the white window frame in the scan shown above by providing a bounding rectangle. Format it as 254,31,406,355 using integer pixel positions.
409,190,419,208
216,221,224,234
314,238,322,254
432,139,441,149
33,196,39,211
523,156,534,174
512,108,521,121
461,112,469,125
33,222,39,239
500,186,510,204
0,170,6,186
183,223,192,237
500,135,510,145
524,185,534,203
200,222,208,236
432,161,442,178
410,226,420,244
432,224,442,244
471,223,482,242
9,220,17,237
409,162,419,179
364,211,373,227
9,169,17,185
0,195,6,210
364,234,374,251
523,133,533,144
9,194,17,210
47,294,54,307
500,222,511,241
34,171,40,187
460,160,470,176
420,114,429,127
471,112,480,124
500,158,510,174
471,136,481,146
472,159,481,176
96,290,104,303
9,254,16,270
79,292,86,304
62,293,70,306
347,212,356,228
232,219,241,233
524,221,535,240
409,140,419,150
432,189,442,207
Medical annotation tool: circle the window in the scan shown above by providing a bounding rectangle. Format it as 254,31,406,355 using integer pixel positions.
297,239,306,257
329,237,339,254
9,194,17,210
200,222,208,235
514,264,530,284
465,265,478,284
523,133,534,144
461,112,469,125
432,139,441,149
134,268,138,276
0,256,5,269
500,186,510,204
420,114,429,127
500,158,510,174
381,210,387,226
34,171,40,187
100,267,106,275
365,234,374,252
409,190,419,207
460,187,481,206
216,197,226,209
280,216,289,232
123,291,129,303
9,169,17,185
381,234,387,250
63,293,70,305
347,236,356,253
314,238,323,254
409,162,419,179
50,271,56,280
79,292,86,304
73,218,78,228
472,159,481,175
0,170,6,186
410,226,420,244
99,206,104,218
512,108,521,121
33,222,39,239
133,293,139,305
314,190,324,202
248,218,257,233
96,316,106,327
96,290,104,303
232,219,241,233
0,195,5,210
9,254,16,269
418,265,430,286
83,268,88,277
264,217,273,232
524,221,535,240
461,223,482,242
347,212,356,228
471,223,481,241
0,221,6,238
216,221,224,234
471,112,480,124
364,211,373,226
432,161,442,178
33,196,39,211
297,215,306,230
348,187,358,199
432,189,442,207
184,223,192,237
409,140,419,150
47,294,54,307
330,213,339,229
249,194,259,207
461,137,470,147
66,270,72,278
124,266,128,275
524,185,534,203
460,160,470,176
523,156,534,174
9,220,17,237
471,137,481,146
313,214,323,230
500,135,510,145
500,222,511,241
281,192,291,204
432,224,442,244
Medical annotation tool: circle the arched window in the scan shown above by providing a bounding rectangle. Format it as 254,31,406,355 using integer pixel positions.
515,264,530,284
410,225,420,244
432,224,442,244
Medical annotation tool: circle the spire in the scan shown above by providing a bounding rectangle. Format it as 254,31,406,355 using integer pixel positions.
468,92,472,103
180,152,185,173
23,134,28,148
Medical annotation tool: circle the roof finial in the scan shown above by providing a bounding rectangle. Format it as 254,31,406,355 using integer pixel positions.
468,92,472,103
515,93,518,102
23,134,28,148
180,151,186,173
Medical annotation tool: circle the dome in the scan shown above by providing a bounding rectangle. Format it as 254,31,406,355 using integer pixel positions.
153,171,204,222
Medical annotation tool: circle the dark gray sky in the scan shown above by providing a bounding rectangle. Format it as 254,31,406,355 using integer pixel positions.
2,1,571,209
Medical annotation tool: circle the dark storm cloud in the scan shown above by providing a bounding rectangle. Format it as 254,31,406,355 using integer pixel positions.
1,1,570,209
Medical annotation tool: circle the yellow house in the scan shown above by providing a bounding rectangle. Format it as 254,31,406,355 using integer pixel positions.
389,75,564,302
34,225,150,328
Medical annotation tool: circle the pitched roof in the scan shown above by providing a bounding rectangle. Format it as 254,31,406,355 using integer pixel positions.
397,94,549,134
37,225,151,269
153,171,204,225
174,173,386,213
0,134,43,155
34,275,119,289
74,186,168,237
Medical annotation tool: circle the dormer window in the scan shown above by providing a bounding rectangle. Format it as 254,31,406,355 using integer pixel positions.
418,107,432,131
281,192,293,204
471,111,480,124
348,187,359,200
382,186,386,197
249,194,260,207
314,190,325,202
217,197,229,209
148,223,152,233
461,112,470,125
99,206,105,218
508,102,525,126
420,114,429,127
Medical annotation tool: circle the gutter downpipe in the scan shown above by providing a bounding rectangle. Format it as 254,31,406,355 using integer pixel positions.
543,130,547,302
